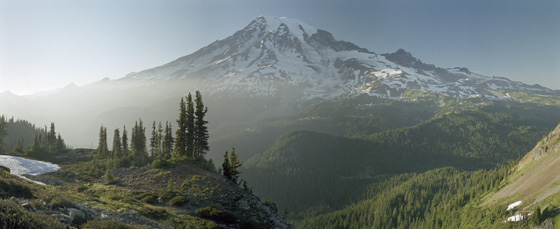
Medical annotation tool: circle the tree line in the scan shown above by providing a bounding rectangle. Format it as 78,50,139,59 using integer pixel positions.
0,115,67,155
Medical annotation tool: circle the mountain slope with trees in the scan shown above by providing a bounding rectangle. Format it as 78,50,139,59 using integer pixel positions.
241,100,560,219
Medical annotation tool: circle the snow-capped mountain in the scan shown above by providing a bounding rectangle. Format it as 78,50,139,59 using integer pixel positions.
2,16,559,150
120,15,558,103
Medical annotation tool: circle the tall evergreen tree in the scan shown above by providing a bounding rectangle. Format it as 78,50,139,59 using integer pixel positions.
162,121,174,159
186,93,195,159
29,133,43,154
56,133,65,153
96,125,108,158
112,128,122,162
131,119,148,166
222,147,242,184
122,126,129,158
157,121,163,157
0,116,7,153
121,126,130,168
194,91,209,159
47,123,56,153
222,151,231,181
174,97,187,157
229,147,242,184
150,121,158,159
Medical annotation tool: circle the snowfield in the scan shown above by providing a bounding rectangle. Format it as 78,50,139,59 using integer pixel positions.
506,201,522,211
0,155,60,177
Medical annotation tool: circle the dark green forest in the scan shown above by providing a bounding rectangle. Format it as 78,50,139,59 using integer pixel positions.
237,96,560,227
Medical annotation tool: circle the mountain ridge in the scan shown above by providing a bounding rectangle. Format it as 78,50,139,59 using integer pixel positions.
114,15,559,103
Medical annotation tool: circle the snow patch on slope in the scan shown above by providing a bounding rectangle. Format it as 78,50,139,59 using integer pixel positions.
0,155,60,183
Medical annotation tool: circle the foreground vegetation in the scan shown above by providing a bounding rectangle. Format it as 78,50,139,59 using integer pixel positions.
0,91,291,228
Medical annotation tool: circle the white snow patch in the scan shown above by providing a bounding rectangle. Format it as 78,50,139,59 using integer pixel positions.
507,213,530,222
372,69,403,79
0,155,60,184
506,201,522,211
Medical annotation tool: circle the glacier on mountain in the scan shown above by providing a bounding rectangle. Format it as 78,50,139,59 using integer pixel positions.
113,15,558,104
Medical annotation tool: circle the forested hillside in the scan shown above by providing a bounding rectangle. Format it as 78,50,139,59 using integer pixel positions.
240,97,560,225
296,167,512,228
0,115,67,155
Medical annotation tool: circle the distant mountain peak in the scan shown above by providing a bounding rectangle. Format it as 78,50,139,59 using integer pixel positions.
118,16,558,103
250,15,318,38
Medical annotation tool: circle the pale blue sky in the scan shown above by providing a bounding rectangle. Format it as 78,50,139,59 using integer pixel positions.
1,0,559,95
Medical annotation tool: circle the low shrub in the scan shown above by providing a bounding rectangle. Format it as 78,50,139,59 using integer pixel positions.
195,206,236,224
169,196,189,207
0,165,10,173
140,205,168,220
0,179,33,199
49,194,74,208
81,220,138,229
141,194,159,204
0,200,63,228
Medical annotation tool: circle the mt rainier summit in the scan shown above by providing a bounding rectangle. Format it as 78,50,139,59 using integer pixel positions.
122,15,558,103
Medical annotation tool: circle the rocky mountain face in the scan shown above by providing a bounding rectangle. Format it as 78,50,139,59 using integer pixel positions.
121,15,558,103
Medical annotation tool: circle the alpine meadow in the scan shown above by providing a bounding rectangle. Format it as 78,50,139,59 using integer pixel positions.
1,1,560,228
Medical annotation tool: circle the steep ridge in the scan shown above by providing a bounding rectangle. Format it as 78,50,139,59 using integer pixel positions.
488,123,560,207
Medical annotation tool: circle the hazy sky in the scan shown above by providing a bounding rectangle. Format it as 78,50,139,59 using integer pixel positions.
1,0,559,95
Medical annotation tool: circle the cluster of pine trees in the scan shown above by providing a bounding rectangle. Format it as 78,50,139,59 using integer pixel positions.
173,91,209,160
0,115,67,155
93,91,211,175
95,120,149,169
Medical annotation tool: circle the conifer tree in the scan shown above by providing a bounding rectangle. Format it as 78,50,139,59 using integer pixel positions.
222,151,231,181
222,147,242,184
112,128,122,166
29,133,43,154
96,125,108,158
56,133,65,153
131,119,148,166
122,126,129,157
194,91,209,159
174,97,187,157
121,126,130,168
0,116,7,153
150,121,158,159
157,121,163,156
186,93,195,159
47,123,56,153
162,121,174,159
229,147,242,184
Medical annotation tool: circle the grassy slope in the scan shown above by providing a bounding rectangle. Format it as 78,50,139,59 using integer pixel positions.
487,123,560,209
0,151,291,228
